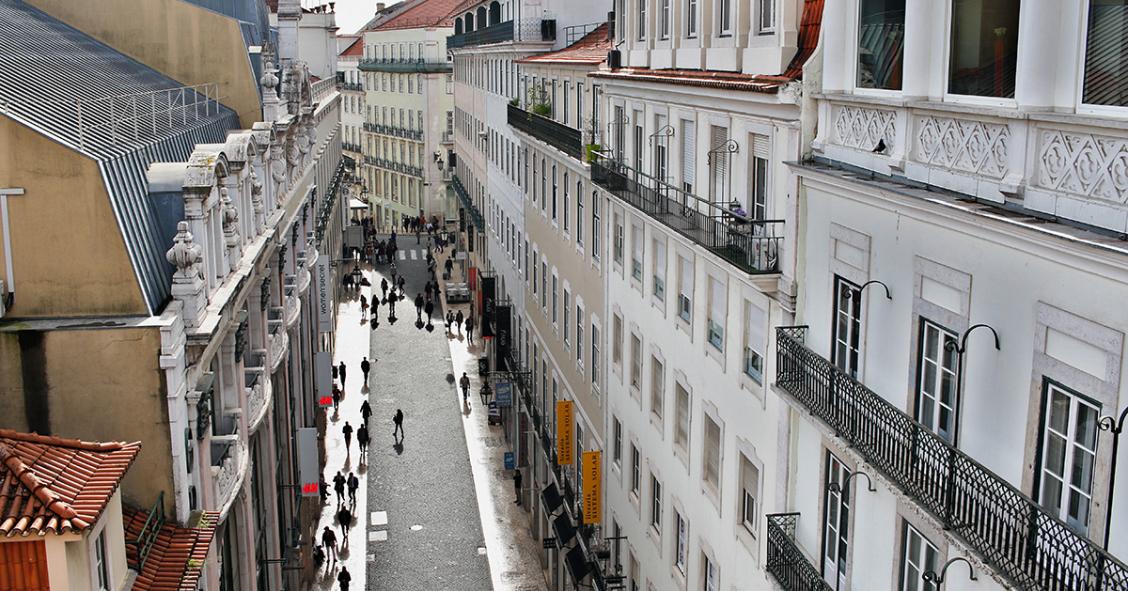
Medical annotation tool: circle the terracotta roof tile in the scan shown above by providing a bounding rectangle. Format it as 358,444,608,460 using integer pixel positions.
0,430,141,537
783,0,824,79
339,37,364,57
518,24,611,65
124,508,219,591
375,0,464,31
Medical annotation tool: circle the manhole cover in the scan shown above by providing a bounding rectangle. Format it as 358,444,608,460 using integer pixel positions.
410,524,423,531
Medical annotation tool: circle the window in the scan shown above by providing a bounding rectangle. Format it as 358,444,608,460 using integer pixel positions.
659,0,670,38
577,306,584,364
718,0,732,35
650,475,663,531
740,454,760,535
686,0,698,37
629,552,640,591
1083,1,1128,106
749,136,769,220
916,319,960,443
563,290,571,346
637,0,647,40
900,524,939,591
633,114,644,172
708,126,730,202
563,172,570,232
652,239,667,300
677,256,693,322
706,277,726,351
552,165,558,221
552,275,558,325
94,530,110,590
674,510,687,573
681,120,696,193
613,417,623,465
650,356,664,420
541,263,548,310
703,414,721,491
674,382,690,451
631,223,644,282
577,185,585,246
856,0,904,90
758,0,775,33
613,213,624,265
654,114,669,182
631,444,641,494
948,0,1019,98
630,333,642,390
823,453,850,589
592,323,601,385
743,300,766,383
1037,382,1100,533
613,314,624,367
703,555,718,591
831,276,862,379
592,193,601,260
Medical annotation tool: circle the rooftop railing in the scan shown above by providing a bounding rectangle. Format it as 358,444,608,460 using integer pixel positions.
591,153,783,274
507,103,582,160
774,326,1128,591
448,20,515,49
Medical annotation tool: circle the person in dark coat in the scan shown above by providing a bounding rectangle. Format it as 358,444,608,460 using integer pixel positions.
338,361,347,387
393,408,404,439
321,526,338,562
357,423,369,455
513,468,523,505
332,384,341,411
332,471,346,505
414,293,424,320
337,506,353,543
465,315,476,343
455,310,464,333
381,278,389,299
424,300,434,323
342,421,353,454
459,372,471,403
347,471,359,504
360,357,371,383
338,567,352,591
360,399,372,424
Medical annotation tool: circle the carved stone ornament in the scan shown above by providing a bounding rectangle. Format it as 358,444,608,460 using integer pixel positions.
260,61,279,92
260,274,272,311
270,142,287,184
166,221,203,279
234,317,249,362
250,170,264,214
221,187,239,235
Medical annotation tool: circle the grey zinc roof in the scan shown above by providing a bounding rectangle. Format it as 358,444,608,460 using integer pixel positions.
0,0,240,314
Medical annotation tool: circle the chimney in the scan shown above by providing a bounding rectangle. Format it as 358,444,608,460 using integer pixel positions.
376,2,386,12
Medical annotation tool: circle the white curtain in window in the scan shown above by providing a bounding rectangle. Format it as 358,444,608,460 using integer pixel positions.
746,300,766,353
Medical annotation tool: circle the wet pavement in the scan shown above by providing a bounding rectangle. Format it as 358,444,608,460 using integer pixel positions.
312,231,548,591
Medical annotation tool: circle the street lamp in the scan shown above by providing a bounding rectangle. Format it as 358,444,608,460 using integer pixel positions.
1098,406,1128,550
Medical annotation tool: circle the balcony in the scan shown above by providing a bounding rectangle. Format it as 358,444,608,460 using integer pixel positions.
284,291,301,329
244,367,271,433
774,326,1128,590
210,435,248,520
296,267,311,297
591,153,784,275
447,20,515,49
507,103,583,161
358,58,453,74
441,130,454,144
339,82,363,91
766,513,831,591
267,323,288,372
452,175,485,229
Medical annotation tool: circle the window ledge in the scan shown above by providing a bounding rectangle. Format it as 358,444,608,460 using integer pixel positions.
740,373,764,405
650,412,664,438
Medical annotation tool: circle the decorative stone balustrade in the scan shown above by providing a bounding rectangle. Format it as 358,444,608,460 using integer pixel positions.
210,435,248,520
297,267,311,297
245,376,271,432
284,293,300,329
268,330,289,372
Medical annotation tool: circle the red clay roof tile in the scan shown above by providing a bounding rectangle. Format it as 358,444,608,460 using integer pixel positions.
0,429,140,537
339,37,364,57
518,24,612,65
124,508,219,591
375,0,464,31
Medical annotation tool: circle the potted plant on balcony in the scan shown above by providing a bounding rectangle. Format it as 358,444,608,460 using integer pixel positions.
582,116,602,164
525,86,552,117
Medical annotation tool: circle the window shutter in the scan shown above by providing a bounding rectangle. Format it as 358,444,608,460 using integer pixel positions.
710,125,730,200
682,120,696,187
709,277,726,320
680,256,693,295
746,300,766,352
752,133,769,158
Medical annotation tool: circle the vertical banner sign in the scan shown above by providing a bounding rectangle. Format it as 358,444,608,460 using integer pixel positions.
480,276,496,338
556,400,574,465
316,351,333,408
315,252,332,332
297,428,320,497
582,450,602,524
496,305,512,361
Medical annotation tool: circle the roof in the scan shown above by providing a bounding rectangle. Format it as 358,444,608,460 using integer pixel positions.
124,508,220,591
0,0,240,314
518,24,611,65
339,37,364,58
592,0,824,92
374,0,462,30
0,430,141,537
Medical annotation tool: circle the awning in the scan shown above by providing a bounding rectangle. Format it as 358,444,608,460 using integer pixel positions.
552,513,576,547
565,544,592,582
541,482,563,514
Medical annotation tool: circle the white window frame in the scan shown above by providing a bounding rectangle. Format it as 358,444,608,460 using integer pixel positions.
1077,0,1128,115
650,474,663,533
674,510,687,573
1037,381,1101,533
686,0,698,38
831,276,862,379
757,0,775,33
916,319,960,444
823,452,850,589
900,523,940,591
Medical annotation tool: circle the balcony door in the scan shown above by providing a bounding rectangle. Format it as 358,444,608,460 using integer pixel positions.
1037,381,1100,534
831,276,862,379
822,452,850,590
915,319,960,444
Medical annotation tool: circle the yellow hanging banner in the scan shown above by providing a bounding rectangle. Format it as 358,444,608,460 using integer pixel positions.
556,400,574,465
582,450,602,525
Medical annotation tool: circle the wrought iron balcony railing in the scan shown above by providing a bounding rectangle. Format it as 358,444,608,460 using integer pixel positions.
507,103,582,160
447,20,515,49
591,153,783,274
358,58,453,73
774,326,1128,591
766,513,831,591
453,174,485,229
339,82,363,91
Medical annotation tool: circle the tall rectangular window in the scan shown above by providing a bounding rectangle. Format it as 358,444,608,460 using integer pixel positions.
674,382,690,452
681,120,696,193
703,555,718,591
631,444,641,494
652,239,666,301
660,0,670,39
613,314,624,366
1038,382,1100,533
823,453,850,589
831,276,862,379
743,300,765,383
631,223,644,282
650,356,664,420
678,256,693,322
718,0,732,35
638,0,647,40
563,290,571,346
552,165,558,221
592,194,601,260
551,275,558,325
948,0,1020,98
917,319,960,443
613,213,624,265
592,323,601,385
630,333,642,390
654,114,669,182
633,114,645,172
674,510,687,572
576,185,585,245
740,454,760,535
703,414,721,492
563,172,570,231
650,475,663,530
577,306,584,364
900,523,939,591
856,0,905,90
686,0,698,37
613,416,623,465
758,0,775,32
94,530,110,590
706,276,726,351
708,126,730,202
1083,1,1128,106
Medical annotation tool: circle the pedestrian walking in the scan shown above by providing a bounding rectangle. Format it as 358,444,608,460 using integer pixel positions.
333,471,346,505
414,293,424,320
513,468,523,505
360,357,371,383
338,567,352,591
337,505,353,542
321,526,338,562
459,372,471,403
347,471,359,504
424,281,433,301
360,294,368,318
319,475,329,504
313,544,326,573
424,300,434,323
455,310,464,332
393,408,405,439
381,278,389,299
360,399,372,424
342,421,353,454
357,423,369,454
338,361,347,387
446,310,455,332
465,315,476,343
332,384,341,412
444,257,453,279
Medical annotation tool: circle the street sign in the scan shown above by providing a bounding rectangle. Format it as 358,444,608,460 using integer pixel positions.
556,400,574,465
582,450,602,524
297,428,319,497
542,537,557,549
316,351,333,407
495,381,513,407
315,252,332,331
504,452,515,470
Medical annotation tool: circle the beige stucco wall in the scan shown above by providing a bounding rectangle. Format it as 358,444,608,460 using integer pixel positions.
0,326,172,513
27,0,261,128
0,117,148,318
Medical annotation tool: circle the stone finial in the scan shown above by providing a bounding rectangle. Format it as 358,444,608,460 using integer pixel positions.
250,170,264,215
221,187,239,234
167,222,203,278
260,62,279,91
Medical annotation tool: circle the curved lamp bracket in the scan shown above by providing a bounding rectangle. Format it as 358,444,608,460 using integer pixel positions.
826,469,876,494
922,557,977,584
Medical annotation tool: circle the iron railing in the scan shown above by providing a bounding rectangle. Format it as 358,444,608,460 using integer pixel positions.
774,326,1128,591
563,21,603,45
766,513,832,591
127,492,166,572
339,82,363,91
591,153,783,274
507,103,583,160
53,83,222,150
452,174,485,229
447,20,515,49
358,58,453,73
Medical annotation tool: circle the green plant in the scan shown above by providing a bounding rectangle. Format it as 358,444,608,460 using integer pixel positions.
531,103,552,117
585,143,602,163
508,97,519,107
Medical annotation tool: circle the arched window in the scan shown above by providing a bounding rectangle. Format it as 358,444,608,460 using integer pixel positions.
465,12,475,31
489,1,501,24
454,17,463,35
477,7,487,28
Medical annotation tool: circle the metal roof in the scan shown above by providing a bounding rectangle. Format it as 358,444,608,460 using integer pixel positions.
0,0,240,313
